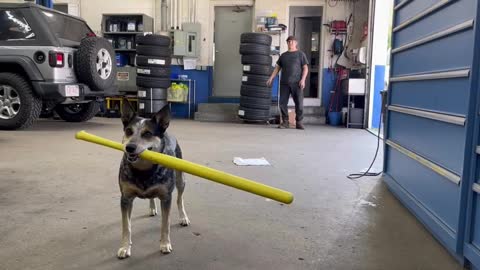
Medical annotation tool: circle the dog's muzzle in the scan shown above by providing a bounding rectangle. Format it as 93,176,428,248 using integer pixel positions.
125,144,140,163
126,153,139,163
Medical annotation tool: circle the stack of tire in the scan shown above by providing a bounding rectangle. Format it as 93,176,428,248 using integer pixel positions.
135,34,172,117
238,33,273,122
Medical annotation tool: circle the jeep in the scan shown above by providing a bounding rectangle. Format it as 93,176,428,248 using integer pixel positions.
0,3,116,130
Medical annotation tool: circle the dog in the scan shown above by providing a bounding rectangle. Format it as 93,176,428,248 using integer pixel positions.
116,100,190,259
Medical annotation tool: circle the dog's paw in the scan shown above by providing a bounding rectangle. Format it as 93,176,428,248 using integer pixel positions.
160,242,173,254
150,208,158,216
180,216,190,226
117,246,131,259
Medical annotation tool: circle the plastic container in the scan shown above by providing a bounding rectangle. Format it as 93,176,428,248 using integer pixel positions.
115,53,128,67
328,111,342,126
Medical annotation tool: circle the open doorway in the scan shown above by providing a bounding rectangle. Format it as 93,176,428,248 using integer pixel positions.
289,6,322,104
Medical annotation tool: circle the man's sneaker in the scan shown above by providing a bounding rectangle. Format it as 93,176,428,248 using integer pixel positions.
278,122,289,129
296,122,305,130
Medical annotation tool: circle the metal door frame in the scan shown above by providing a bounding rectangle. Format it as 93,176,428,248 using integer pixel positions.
287,3,325,107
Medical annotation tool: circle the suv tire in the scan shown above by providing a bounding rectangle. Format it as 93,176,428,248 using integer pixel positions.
136,45,172,57
55,101,99,122
75,37,116,91
137,76,171,88
137,66,171,78
240,33,272,46
239,43,271,56
0,73,42,130
136,34,171,47
241,55,272,65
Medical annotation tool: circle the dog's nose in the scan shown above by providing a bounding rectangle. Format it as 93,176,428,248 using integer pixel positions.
125,144,137,154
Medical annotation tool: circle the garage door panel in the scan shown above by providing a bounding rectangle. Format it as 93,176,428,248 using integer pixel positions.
388,111,465,175
390,78,470,116
395,0,442,27
393,0,475,48
386,148,460,233
392,30,473,76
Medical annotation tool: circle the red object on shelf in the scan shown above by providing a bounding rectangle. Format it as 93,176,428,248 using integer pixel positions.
331,20,347,32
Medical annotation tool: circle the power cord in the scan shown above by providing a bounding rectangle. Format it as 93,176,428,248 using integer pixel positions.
347,110,383,180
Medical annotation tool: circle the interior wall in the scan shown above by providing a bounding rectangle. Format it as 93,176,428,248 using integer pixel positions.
50,0,372,109
80,0,155,35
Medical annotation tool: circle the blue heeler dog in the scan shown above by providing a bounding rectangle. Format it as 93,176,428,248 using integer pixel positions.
117,100,190,259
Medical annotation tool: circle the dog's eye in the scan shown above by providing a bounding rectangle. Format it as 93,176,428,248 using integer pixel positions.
142,131,153,138
125,128,134,137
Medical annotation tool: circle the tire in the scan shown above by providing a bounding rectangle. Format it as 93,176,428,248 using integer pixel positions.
137,87,168,99
75,37,116,91
136,34,171,47
238,106,270,120
242,74,270,87
138,99,169,116
55,101,99,122
239,43,271,56
243,64,273,75
240,33,272,46
137,76,171,88
136,55,172,67
241,54,272,65
240,96,271,110
137,66,171,78
136,45,172,57
0,73,42,130
240,84,272,98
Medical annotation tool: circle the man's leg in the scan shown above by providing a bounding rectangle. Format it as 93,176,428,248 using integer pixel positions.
279,84,290,127
290,83,304,129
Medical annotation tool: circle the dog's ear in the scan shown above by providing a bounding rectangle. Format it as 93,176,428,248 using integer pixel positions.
151,104,171,134
121,98,136,128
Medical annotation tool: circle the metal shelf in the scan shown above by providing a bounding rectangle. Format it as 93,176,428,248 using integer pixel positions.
103,32,143,35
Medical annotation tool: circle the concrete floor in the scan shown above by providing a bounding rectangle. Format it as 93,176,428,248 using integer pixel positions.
0,118,463,270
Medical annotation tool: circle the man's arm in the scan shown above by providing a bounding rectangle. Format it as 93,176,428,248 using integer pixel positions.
267,65,281,87
299,64,309,90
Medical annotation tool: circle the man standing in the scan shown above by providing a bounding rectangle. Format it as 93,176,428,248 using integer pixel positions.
267,35,309,130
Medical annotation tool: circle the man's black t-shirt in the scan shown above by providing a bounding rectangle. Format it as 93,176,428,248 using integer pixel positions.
276,50,309,85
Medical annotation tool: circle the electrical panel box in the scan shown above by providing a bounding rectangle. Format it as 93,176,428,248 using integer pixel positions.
171,23,201,58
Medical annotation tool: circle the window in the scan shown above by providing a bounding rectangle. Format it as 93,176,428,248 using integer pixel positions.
0,10,36,41
41,10,93,44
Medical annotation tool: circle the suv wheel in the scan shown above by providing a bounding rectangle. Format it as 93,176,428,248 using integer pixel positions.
75,37,116,91
0,73,42,130
55,101,99,122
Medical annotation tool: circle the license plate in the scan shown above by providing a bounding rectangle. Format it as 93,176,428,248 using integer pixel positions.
65,85,80,97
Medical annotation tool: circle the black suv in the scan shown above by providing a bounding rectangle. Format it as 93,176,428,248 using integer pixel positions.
0,3,116,130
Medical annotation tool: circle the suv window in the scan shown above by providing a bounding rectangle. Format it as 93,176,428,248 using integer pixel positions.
41,10,93,44
0,10,36,41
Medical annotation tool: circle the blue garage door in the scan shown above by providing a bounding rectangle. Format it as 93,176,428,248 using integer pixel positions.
384,0,478,265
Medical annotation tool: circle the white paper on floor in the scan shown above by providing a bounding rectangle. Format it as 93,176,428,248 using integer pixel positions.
358,199,377,208
233,157,271,166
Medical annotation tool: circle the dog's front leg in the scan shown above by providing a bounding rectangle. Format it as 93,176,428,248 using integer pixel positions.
160,198,173,254
117,195,134,259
